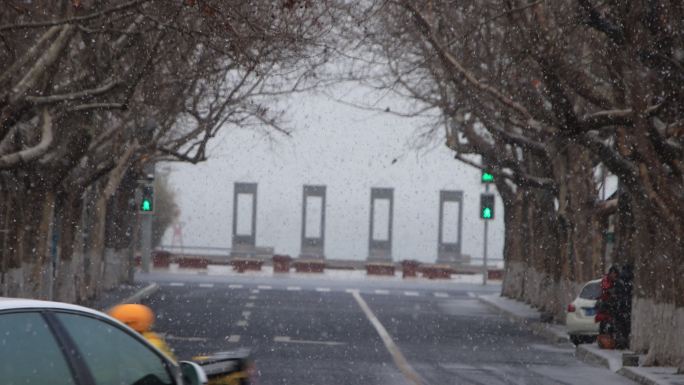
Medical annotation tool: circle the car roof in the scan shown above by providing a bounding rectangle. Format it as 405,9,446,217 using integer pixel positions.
0,297,111,318
584,278,602,285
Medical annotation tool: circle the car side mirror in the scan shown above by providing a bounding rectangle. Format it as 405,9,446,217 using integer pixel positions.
180,361,208,385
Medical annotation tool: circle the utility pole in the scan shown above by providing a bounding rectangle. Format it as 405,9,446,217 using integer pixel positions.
139,162,155,273
480,170,495,285
483,183,489,285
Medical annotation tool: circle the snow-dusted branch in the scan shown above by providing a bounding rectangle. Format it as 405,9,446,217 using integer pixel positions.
0,109,52,169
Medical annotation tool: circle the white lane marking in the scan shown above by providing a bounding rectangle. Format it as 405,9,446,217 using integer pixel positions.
199,283,214,288
226,335,241,343
241,311,252,318
165,335,208,342
248,295,257,300
169,282,184,287
273,336,345,346
245,302,254,308
251,289,260,294
345,289,359,294
287,286,301,291
434,292,449,298
257,285,272,290
467,292,476,298
404,291,419,297
236,320,248,327
315,287,331,292
351,291,423,385
229,284,243,289
374,289,390,295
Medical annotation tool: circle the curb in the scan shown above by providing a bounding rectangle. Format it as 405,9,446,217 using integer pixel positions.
618,367,683,385
477,294,570,345
576,343,682,385
576,344,622,372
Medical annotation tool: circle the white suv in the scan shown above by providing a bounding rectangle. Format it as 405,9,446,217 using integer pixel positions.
566,279,601,345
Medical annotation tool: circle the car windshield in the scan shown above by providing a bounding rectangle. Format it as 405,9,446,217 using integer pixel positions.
1,2,681,384
580,282,602,300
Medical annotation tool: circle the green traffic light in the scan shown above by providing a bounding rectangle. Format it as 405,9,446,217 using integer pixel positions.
482,207,492,219
141,199,152,211
482,171,494,183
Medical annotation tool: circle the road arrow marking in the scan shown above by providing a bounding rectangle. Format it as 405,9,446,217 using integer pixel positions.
226,335,241,343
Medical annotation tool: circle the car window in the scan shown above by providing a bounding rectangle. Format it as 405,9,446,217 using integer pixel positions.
579,282,601,300
0,312,76,385
56,313,174,385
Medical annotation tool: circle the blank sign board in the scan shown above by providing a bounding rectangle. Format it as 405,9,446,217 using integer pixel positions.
372,199,390,241
305,196,323,238
236,193,254,236
441,201,460,243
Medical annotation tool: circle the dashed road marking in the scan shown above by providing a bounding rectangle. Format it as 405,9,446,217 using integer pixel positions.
434,292,449,298
257,285,272,290
273,336,345,346
248,295,257,300
241,311,251,319
404,291,419,297
251,289,260,294
236,320,248,327
169,282,185,287
345,289,359,294
165,335,208,342
229,284,243,289
287,286,301,291
226,335,241,343
374,289,390,295
245,302,254,308
199,283,214,288
351,291,423,385
315,287,331,292
467,292,476,298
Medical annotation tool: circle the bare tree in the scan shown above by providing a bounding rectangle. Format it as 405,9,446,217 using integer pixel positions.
352,0,683,370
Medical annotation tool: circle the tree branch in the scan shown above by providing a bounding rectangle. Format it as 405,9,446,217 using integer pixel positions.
26,79,121,105
0,0,153,32
0,109,52,169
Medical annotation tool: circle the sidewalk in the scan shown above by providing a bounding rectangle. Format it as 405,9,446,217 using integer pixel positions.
478,293,684,385
477,293,569,344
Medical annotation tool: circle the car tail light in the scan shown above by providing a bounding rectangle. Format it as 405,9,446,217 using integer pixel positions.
567,304,576,312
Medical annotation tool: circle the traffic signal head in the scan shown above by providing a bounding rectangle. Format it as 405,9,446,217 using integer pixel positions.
481,170,494,183
480,193,495,220
140,185,154,213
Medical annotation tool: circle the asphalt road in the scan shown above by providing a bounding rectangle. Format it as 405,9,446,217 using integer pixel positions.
136,273,633,385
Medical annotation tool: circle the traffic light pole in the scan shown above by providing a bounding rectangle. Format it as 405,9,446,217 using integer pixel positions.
483,183,489,285
141,213,152,273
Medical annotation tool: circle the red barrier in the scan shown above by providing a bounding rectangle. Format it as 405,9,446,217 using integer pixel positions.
366,263,395,276
293,260,325,273
231,259,263,273
273,255,292,273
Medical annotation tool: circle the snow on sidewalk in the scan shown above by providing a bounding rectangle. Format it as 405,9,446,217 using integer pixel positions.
478,293,684,385
477,293,570,344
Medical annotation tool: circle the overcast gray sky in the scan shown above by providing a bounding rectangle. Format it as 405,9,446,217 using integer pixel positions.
162,86,505,264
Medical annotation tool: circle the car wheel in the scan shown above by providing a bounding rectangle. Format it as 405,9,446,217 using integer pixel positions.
570,335,582,345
